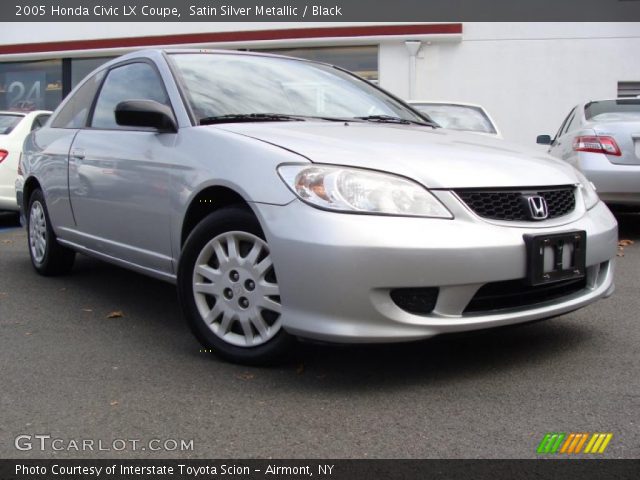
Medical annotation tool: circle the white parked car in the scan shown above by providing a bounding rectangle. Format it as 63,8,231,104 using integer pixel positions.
409,101,502,138
0,110,51,212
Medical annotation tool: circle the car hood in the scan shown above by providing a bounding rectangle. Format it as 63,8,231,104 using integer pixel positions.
214,122,578,189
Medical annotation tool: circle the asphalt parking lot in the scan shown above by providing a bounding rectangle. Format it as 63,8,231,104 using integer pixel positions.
0,211,638,459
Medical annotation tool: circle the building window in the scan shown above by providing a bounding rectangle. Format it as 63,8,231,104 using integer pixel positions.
71,57,115,88
0,60,62,112
255,46,379,82
617,81,640,98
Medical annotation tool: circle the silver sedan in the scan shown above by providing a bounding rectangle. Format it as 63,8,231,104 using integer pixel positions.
18,49,618,364
538,98,640,207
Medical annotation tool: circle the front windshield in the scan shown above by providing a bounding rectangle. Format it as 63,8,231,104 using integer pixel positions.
412,104,496,134
169,53,426,124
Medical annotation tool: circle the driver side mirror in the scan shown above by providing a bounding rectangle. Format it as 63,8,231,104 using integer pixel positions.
536,134,552,145
115,100,177,133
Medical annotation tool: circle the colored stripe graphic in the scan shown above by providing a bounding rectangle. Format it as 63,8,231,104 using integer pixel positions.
598,433,613,453
584,433,614,454
538,433,612,454
564,433,587,454
537,433,565,454
559,433,574,453
584,434,599,453
574,434,589,453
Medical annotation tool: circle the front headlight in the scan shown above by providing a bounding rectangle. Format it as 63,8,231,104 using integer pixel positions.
277,164,453,218
574,169,599,210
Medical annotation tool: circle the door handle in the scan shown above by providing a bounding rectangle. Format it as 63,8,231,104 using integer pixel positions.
70,148,85,160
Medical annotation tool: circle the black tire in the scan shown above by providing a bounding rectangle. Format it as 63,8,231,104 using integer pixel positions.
27,189,75,276
177,206,295,365
0,211,20,227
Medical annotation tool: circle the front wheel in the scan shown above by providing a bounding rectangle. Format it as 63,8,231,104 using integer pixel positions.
177,207,295,364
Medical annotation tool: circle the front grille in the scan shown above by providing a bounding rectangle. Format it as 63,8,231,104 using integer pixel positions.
456,186,575,221
464,277,587,314
390,287,439,315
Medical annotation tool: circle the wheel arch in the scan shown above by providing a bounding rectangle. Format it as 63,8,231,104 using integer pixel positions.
180,185,259,248
22,176,42,211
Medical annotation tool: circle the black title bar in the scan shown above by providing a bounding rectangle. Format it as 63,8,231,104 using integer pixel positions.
1,0,640,22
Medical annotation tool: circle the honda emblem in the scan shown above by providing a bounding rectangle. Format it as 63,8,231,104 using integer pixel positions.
524,195,549,220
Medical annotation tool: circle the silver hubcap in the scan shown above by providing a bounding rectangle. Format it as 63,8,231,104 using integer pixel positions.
192,231,282,347
29,201,47,264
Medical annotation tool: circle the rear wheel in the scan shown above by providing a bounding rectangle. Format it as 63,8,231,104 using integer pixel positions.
27,189,75,276
178,207,295,364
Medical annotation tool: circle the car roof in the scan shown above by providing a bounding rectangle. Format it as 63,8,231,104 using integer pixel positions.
582,98,640,106
100,48,332,71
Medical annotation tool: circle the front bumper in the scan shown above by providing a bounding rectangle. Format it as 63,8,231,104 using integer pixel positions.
253,198,618,343
0,177,19,212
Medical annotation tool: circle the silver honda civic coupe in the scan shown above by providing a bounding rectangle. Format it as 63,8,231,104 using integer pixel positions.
17,49,618,364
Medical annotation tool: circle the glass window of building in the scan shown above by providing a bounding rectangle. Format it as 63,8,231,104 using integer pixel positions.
255,46,379,82
71,57,115,88
0,60,62,112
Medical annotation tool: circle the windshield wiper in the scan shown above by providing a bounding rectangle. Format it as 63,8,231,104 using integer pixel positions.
353,115,436,127
200,113,307,125
200,113,436,127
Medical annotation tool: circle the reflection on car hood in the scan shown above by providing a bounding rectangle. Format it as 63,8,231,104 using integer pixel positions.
213,122,578,189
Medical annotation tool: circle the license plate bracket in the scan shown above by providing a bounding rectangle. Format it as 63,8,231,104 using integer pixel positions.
524,231,586,286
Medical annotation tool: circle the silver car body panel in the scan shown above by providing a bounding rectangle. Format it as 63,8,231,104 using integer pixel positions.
216,122,579,189
17,49,618,342
590,120,640,166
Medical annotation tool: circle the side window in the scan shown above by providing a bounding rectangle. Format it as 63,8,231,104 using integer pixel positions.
51,71,105,129
91,62,169,130
554,107,576,141
31,114,51,131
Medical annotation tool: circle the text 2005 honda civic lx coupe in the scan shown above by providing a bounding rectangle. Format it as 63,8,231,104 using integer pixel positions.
17,49,618,364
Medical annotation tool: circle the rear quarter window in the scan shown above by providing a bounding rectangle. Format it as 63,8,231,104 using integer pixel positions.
51,70,105,128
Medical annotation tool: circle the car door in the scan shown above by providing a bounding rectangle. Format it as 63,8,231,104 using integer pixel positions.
25,71,106,231
68,60,177,274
